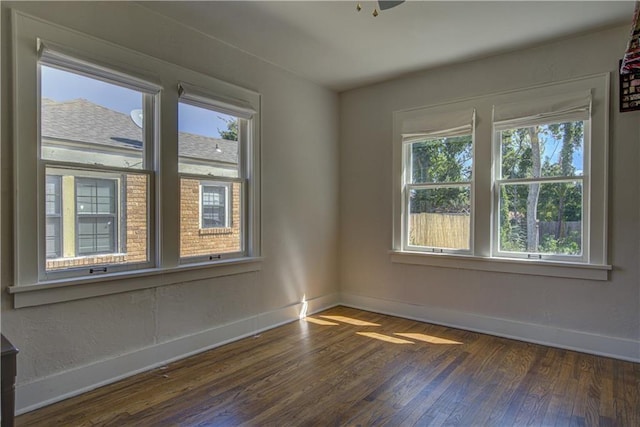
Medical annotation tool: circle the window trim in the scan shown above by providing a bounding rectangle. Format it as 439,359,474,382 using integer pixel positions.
11,11,262,304
392,73,610,278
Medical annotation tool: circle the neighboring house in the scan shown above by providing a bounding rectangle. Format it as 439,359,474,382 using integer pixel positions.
42,98,241,270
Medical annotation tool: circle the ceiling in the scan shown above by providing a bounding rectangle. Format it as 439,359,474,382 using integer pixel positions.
140,1,636,92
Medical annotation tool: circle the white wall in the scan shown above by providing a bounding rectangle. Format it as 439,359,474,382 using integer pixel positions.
339,25,640,361
0,1,339,412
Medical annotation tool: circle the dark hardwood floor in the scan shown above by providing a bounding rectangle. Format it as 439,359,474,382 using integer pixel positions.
17,306,640,426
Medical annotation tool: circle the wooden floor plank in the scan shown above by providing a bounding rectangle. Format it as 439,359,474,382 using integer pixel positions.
17,306,640,426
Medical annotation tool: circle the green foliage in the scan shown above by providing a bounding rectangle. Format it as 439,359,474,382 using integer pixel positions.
217,117,238,141
499,121,584,255
410,135,472,214
410,122,584,255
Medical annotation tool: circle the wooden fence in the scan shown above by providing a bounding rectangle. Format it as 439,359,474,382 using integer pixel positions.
409,213,470,249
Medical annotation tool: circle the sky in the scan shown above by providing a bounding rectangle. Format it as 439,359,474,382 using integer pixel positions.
41,65,233,138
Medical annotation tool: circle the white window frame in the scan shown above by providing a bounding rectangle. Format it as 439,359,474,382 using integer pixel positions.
178,81,257,263
492,97,591,263
200,182,231,229
392,74,611,281
32,42,158,282
10,11,262,308
400,109,475,255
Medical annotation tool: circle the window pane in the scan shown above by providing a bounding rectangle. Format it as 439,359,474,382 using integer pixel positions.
202,185,227,228
40,65,145,169
45,176,61,215
76,178,116,215
408,187,470,250
410,135,472,184
500,121,584,180
498,181,582,255
46,217,61,259
77,217,115,254
45,168,149,272
180,178,242,258
178,102,239,178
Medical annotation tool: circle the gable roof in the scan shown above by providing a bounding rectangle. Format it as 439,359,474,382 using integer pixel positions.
41,98,238,164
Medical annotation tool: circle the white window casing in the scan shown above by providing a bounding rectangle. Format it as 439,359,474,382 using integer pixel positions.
392,74,611,280
11,11,262,307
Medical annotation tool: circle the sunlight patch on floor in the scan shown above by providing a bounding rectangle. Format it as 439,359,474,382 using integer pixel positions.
319,315,381,326
304,317,340,326
394,333,462,345
357,332,414,344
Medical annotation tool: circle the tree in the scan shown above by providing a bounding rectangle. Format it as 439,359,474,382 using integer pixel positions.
410,135,472,214
499,122,583,254
217,117,238,141
526,126,541,252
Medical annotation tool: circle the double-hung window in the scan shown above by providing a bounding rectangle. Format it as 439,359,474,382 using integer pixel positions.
493,92,591,262
400,109,475,253
18,42,159,281
178,82,255,261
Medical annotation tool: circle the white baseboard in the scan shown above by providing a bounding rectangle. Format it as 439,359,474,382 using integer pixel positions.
15,293,340,415
341,292,640,363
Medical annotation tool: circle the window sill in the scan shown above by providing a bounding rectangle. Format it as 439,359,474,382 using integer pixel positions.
389,251,611,281
8,257,263,308
199,227,233,236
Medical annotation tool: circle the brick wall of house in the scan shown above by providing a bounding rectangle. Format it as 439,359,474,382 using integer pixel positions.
180,178,242,258
124,174,148,263
46,175,239,271
46,174,148,271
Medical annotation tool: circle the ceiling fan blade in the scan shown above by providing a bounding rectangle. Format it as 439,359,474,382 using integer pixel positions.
378,0,405,11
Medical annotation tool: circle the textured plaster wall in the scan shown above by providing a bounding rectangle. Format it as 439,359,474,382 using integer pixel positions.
1,1,339,385
339,25,640,343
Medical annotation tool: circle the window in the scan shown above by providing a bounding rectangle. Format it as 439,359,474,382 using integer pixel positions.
178,82,254,261
392,75,610,278
400,109,475,254
12,13,262,306
492,91,591,262
201,184,230,229
34,43,157,280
